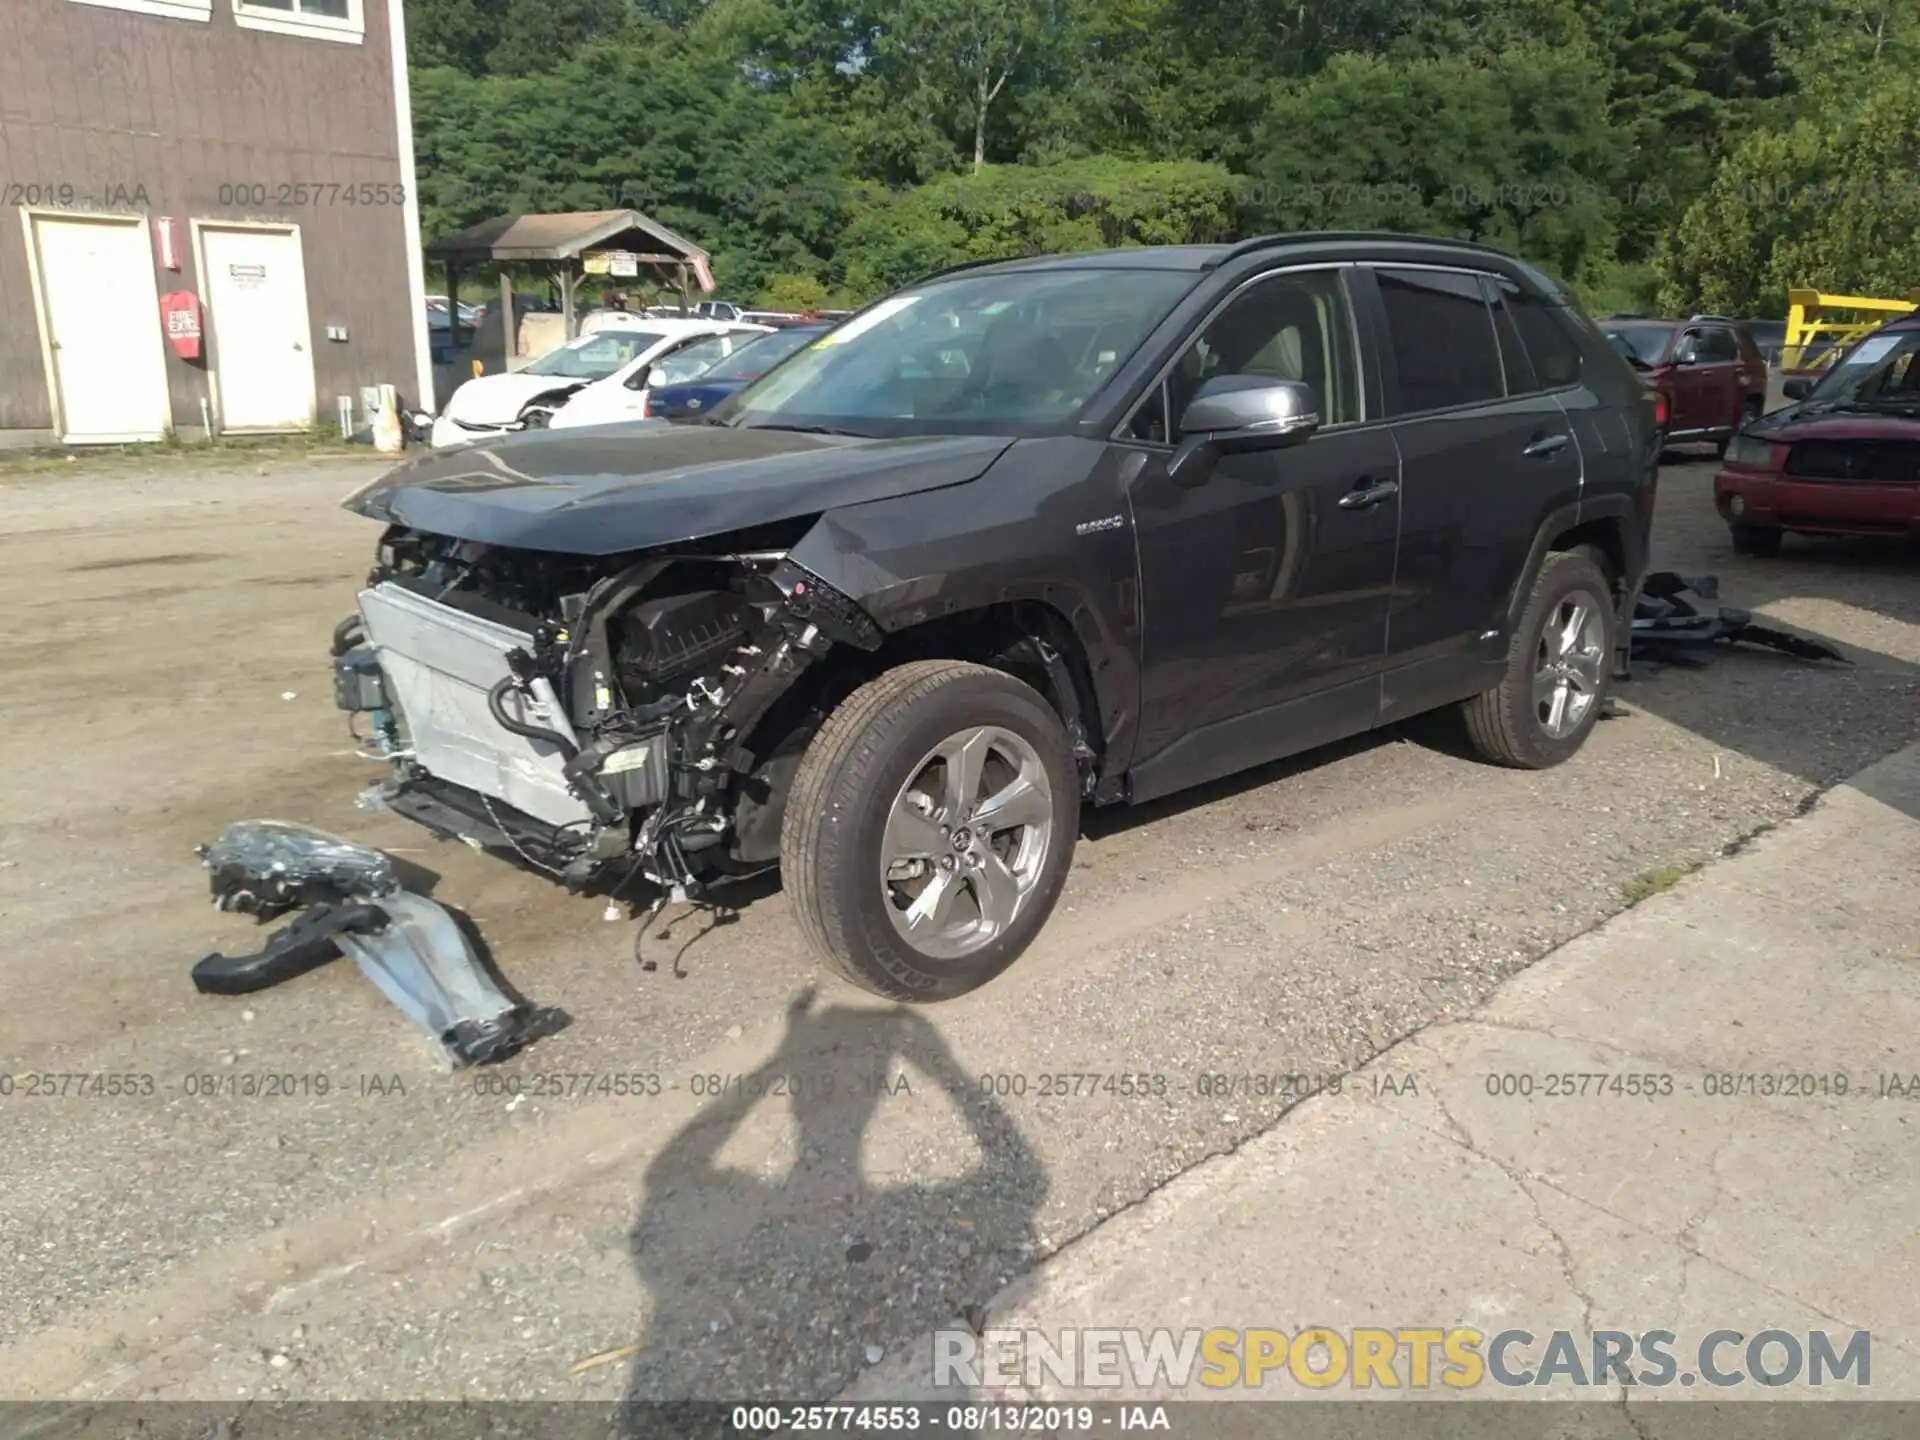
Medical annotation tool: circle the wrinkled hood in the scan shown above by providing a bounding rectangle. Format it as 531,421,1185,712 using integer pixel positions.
346,422,1016,554
1749,406,1920,443
441,371,591,426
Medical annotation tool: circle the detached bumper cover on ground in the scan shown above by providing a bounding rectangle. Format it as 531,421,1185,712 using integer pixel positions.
1630,572,1848,664
189,821,557,1066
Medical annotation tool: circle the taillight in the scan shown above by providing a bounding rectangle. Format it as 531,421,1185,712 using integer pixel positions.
1653,392,1669,427
638,392,650,418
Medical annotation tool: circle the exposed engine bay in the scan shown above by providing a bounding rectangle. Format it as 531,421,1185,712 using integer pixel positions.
331,519,883,914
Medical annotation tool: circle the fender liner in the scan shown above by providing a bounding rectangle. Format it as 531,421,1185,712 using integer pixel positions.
1503,494,1644,631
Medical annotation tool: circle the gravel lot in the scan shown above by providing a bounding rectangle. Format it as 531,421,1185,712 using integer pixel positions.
0,451,1914,1404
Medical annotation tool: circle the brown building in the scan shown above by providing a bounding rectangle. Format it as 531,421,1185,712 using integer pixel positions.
1,0,430,445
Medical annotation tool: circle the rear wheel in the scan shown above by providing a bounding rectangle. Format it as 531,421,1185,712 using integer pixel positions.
1463,550,1615,769
781,660,1079,1001
1730,522,1783,557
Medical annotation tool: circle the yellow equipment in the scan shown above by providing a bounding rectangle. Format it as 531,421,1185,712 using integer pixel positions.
1782,288,1920,372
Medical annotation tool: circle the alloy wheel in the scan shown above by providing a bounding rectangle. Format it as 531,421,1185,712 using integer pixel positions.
1532,589,1608,739
879,726,1055,961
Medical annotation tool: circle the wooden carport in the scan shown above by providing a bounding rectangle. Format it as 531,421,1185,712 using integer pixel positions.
424,209,717,371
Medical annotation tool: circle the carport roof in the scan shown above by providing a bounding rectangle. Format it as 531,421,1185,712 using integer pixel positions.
424,209,709,266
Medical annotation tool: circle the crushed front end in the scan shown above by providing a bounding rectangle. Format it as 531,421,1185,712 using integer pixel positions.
332,523,881,902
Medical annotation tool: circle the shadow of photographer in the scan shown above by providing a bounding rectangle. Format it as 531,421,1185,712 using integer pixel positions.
620,985,1047,1417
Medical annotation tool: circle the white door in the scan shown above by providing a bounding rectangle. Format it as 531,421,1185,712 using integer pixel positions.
199,226,315,431
27,214,171,443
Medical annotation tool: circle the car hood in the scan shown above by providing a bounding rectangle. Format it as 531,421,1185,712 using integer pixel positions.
345,423,1017,554
1749,406,1920,443
440,371,591,426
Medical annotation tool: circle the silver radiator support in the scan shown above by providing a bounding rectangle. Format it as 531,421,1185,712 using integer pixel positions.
356,583,596,830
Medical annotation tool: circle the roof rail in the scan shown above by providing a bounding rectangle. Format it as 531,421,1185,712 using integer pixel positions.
1210,230,1515,267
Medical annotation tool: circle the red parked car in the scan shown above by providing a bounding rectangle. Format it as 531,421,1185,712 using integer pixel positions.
1601,315,1769,455
1712,315,1920,555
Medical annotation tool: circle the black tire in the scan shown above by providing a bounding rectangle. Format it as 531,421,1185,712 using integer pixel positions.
1730,522,1783,557
781,660,1079,1002
1462,550,1616,770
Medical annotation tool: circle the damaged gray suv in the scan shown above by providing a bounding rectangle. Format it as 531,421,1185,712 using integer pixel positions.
334,234,1659,1001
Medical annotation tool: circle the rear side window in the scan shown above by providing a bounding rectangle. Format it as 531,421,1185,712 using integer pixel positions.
1376,268,1505,414
1697,328,1739,363
1504,288,1586,388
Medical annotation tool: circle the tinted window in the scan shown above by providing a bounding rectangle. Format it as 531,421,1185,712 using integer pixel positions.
1697,328,1739,363
1167,267,1361,431
1377,268,1505,414
1483,279,1539,394
1126,381,1171,443
1506,291,1585,387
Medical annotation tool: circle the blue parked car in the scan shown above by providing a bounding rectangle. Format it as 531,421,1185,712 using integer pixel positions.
647,323,833,419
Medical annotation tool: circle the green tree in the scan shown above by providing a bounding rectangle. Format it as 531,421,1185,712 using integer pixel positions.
1661,74,1920,312
413,28,852,298
1243,46,1626,286
831,158,1241,299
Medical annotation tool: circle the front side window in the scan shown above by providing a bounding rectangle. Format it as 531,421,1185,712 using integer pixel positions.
1376,267,1505,414
1165,267,1362,433
727,267,1196,436
647,335,734,388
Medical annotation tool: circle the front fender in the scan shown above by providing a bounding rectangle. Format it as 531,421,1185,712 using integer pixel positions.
787,437,1144,789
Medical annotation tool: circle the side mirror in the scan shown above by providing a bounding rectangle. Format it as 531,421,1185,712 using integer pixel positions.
1672,338,1699,366
1167,376,1320,488
1782,376,1813,400
623,365,652,392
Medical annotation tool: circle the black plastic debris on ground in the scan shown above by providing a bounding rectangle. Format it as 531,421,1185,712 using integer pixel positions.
1630,572,1849,667
191,820,563,1066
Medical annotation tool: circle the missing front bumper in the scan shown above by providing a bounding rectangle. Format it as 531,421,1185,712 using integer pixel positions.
190,820,564,1066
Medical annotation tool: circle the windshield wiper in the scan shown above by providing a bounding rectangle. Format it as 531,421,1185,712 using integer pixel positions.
1802,397,1920,416
739,422,870,438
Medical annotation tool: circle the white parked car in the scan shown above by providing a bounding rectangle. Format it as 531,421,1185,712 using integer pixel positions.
428,320,762,447
546,323,770,430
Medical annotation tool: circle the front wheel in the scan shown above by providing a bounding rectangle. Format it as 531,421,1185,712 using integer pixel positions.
781,661,1079,1001
1462,550,1616,769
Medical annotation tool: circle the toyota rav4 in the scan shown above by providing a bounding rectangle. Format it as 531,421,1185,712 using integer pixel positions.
332,234,1660,1001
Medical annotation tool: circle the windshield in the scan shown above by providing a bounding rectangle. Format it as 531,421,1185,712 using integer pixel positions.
648,335,735,388
726,268,1197,434
1603,323,1673,367
700,327,827,383
1802,328,1920,408
522,330,662,379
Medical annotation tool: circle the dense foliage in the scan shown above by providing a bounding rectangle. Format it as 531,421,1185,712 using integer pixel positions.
408,0,1920,313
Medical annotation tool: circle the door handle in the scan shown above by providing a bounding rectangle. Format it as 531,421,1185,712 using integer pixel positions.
1337,477,1399,509
1524,432,1570,458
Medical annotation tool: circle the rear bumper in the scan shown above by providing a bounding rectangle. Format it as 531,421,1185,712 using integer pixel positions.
1713,467,1920,536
